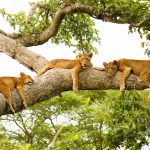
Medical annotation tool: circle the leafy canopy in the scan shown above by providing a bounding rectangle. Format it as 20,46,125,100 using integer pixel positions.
0,0,150,54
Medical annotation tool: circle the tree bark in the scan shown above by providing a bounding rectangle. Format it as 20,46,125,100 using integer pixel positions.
0,34,48,72
0,69,148,116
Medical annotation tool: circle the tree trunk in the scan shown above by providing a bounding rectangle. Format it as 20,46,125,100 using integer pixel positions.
0,68,148,116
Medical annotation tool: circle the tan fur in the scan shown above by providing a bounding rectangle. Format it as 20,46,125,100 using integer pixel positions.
36,53,93,92
102,59,150,98
0,72,33,113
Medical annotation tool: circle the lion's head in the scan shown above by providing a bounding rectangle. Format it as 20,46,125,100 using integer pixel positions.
77,53,93,68
103,60,118,76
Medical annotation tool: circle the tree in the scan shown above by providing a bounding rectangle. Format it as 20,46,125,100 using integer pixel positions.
0,0,149,114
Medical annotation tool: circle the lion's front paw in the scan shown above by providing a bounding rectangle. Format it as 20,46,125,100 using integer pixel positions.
73,86,78,93
23,102,28,108
137,77,143,82
120,85,125,91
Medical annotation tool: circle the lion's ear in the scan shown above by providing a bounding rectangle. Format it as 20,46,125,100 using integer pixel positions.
113,60,117,65
77,53,82,58
103,62,108,67
87,53,93,58
20,72,25,77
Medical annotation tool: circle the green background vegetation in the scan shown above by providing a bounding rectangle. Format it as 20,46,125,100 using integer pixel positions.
0,90,149,150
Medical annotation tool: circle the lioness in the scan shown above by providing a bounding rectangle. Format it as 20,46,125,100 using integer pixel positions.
36,53,93,92
0,72,33,113
100,59,150,98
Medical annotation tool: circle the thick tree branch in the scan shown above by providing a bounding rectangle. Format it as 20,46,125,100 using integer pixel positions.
18,3,93,47
0,34,48,72
0,2,149,47
0,69,148,116
0,29,19,39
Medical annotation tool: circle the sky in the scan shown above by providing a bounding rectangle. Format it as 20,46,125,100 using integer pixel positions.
0,0,148,77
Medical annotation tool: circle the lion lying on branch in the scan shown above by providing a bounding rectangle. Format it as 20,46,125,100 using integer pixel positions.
0,72,33,113
95,58,150,99
36,53,93,92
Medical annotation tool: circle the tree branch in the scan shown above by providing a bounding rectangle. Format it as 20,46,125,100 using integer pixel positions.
0,34,48,73
18,3,93,47
133,17,150,28
0,29,19,39
47,124,64,150
26,4,40,23
0,68,148,116
26,3,54,22
0,2,149,47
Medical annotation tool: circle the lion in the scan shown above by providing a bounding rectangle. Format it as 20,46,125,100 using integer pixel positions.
0,72,33,113
96,59,150,98
35,53,93,92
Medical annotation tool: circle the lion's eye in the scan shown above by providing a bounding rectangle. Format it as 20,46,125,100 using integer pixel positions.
111,66,115,69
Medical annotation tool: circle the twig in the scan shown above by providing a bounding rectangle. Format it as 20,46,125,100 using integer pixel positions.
46,124,65,150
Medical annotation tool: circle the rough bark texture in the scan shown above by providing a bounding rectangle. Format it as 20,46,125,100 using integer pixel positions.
0,69,148,116
0,34,48,73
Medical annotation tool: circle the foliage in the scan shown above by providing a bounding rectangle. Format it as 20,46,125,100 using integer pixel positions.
0,0,150,53
0,90,149,149
51,13,100,54
0,0,100,53
142,39,150,58
106,91,150,150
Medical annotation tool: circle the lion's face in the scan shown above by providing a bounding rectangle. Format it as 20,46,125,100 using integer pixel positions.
20,72,34,84
78,53,93,68
103,60,118,76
